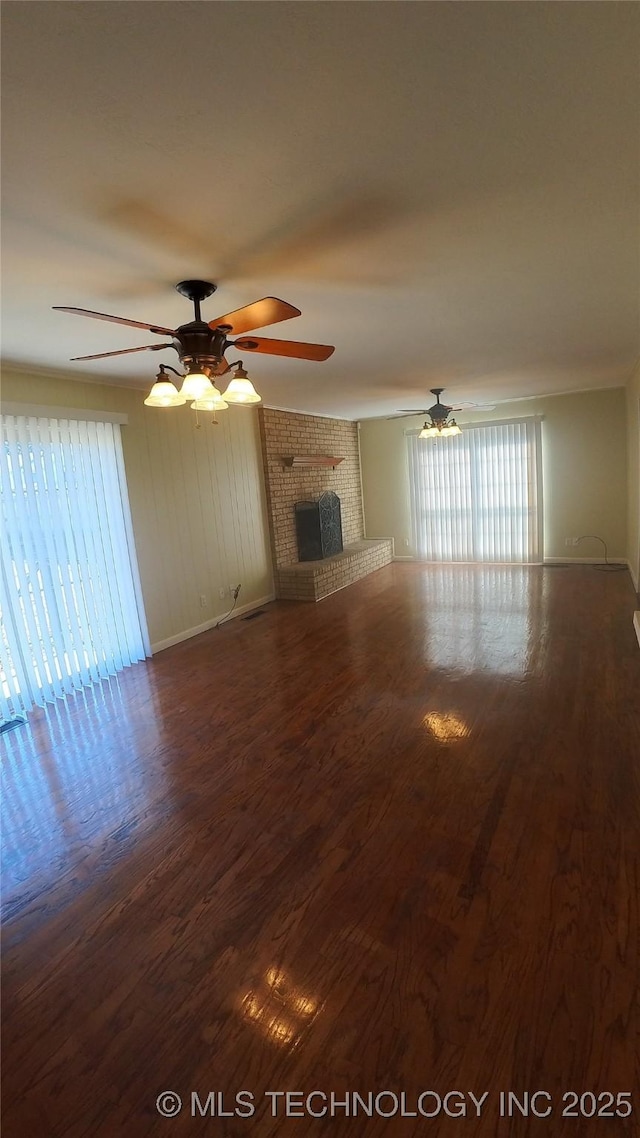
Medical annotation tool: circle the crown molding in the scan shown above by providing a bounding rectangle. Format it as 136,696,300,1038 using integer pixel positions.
1,358,147,391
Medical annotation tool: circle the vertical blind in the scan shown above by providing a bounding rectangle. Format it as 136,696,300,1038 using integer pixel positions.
407,418,543,563
1,414,150,722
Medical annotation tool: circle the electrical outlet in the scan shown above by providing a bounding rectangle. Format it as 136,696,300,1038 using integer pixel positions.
199,594,207,607
403,538,410,547
218,587,226,599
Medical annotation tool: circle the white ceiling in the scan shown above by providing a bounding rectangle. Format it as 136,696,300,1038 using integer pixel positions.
2,1,639,420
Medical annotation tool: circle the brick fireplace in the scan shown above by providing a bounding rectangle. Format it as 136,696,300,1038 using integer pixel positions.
258,407,392,601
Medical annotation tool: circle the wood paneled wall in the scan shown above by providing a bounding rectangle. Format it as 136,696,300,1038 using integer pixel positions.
1,366,274,648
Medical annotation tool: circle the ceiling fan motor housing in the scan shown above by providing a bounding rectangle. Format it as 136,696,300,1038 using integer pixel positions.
428,389,452,422
172,322,229,367
430,403,450,422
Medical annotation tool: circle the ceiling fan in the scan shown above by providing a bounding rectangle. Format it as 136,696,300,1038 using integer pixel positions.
392,388,495,438
54,279,335,409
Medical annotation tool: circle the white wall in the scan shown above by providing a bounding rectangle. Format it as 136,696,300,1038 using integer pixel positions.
1,366,274,649
359,387,628,562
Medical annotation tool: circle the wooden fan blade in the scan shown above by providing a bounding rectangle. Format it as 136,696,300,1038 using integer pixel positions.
209,297,301,335
70,343,173,361
395,409,431,414
53,306,175,336
233,336,335,361
450,402,496,411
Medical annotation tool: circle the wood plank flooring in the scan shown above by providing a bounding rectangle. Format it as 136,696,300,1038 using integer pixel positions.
2,563,639,1137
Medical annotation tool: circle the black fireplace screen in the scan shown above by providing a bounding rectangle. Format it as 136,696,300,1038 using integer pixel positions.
295,491,343,561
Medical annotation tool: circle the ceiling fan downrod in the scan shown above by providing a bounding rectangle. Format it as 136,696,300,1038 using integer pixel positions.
174,280,218,323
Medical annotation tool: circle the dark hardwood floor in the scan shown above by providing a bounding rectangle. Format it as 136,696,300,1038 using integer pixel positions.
2,563,639,1137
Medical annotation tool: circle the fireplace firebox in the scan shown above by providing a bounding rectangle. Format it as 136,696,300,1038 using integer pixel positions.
295,491,343,561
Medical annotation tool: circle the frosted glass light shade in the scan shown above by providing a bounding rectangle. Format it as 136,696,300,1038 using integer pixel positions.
222,375,261,404
144,378,186,407
179,372,214,401
419,420,461,439
191,386,228,412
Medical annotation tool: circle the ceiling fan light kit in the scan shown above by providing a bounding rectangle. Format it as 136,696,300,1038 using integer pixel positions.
221,364,262,405
419,419,461,439
54,280,335,420
397,389,464,439
179,363,217,402
191,387,228,413
143,367,187,407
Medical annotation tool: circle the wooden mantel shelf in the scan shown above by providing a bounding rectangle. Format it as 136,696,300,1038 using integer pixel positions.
282,455,345,469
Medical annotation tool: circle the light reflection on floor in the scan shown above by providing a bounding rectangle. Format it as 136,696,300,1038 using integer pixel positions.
417,564,543,676
422,710,469,742
1,670,163,902
239,965,320,1050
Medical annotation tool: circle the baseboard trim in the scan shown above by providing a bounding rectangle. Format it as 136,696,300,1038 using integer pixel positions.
151,592,276,654
393,555,414,562
544,557,628,566
634,611,640,650
628,560,639,593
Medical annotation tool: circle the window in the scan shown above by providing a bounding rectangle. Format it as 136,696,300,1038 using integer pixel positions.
407,418,543,563
1,414,150,722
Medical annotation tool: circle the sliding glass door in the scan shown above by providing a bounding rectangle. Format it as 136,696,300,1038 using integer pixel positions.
1,414,150,722
407,418,543,563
